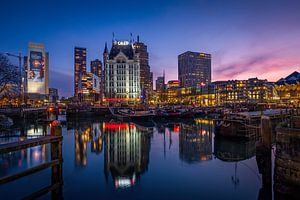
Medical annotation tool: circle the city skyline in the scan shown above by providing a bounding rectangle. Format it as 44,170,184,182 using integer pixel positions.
1,0,300,97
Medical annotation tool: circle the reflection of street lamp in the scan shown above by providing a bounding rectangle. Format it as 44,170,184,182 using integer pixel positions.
200,82,206,107
2,52,24,104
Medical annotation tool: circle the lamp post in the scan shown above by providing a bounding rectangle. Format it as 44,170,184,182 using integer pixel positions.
2,52,25,104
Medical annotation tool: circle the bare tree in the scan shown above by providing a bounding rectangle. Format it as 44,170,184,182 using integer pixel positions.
0,53,21,97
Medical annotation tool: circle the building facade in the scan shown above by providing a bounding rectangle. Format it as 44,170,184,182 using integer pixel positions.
149,72,153,91
26,42,49,100
104,40,141,104
90,59,102,78
133,36,151,97
214,78,275,106
155,76,165,92
178,51,211,88
275,71,300,107
49,88,59,103
74,47,87,96
78,72,100,102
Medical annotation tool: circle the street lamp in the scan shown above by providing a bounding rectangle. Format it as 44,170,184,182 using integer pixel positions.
2,52,25,104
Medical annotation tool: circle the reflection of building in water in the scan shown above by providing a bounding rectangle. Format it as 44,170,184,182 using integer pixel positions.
179,119,213,163
104,122,151,189
274,127,300,199
91,123,103,154
214,137,256,162
75,123,103,166
214,136,257,189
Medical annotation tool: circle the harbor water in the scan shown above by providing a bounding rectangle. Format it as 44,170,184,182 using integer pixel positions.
0,117,295,199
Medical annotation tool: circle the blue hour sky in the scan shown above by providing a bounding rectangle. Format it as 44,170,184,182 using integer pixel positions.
1,0,300,97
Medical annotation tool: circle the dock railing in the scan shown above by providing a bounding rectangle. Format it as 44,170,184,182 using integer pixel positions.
0,124,63,199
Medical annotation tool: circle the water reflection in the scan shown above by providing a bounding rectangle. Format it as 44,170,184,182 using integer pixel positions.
0,123,50,177
214,136,257,189
1,118,300,199
179,119,213,163
214,137,256,162
75,123,103,166
103,122,151,189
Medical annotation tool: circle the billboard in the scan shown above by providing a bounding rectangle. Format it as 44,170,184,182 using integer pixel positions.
28,51,45,82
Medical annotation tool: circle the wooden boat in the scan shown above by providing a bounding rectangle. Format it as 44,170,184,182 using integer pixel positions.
215,109,291,139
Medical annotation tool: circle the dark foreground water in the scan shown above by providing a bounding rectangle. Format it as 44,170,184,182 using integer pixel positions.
0,117,279,199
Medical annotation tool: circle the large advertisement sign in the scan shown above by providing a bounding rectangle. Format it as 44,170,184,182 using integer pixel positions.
29,51,44,82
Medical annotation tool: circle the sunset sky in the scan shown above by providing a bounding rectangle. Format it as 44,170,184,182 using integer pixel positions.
1,0,300,97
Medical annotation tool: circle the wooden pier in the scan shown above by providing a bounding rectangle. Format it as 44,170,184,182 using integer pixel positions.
0,129,63,199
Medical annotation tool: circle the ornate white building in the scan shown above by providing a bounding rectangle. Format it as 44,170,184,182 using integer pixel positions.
103,40,141,104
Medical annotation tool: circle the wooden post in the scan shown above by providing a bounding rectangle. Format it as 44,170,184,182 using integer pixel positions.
256,115,272,200
50,121,63,199
261,116,272,149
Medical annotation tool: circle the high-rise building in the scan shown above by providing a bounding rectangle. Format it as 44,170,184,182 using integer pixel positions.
178,51,211,88
78,72,100,102
90,59,102,77
104,40,141,104
49,88,59,103
150,72,153,91
155,74,165,92
26,42,49,100
74,47,87,96
133,36,151,97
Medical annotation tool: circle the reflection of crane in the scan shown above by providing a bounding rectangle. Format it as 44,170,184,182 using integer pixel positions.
231,162,239,189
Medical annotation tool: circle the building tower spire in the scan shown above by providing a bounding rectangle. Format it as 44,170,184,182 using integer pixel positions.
104,42,108,54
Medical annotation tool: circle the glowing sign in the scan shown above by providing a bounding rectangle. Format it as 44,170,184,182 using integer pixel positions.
114,41,129,46
29,51,45,82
